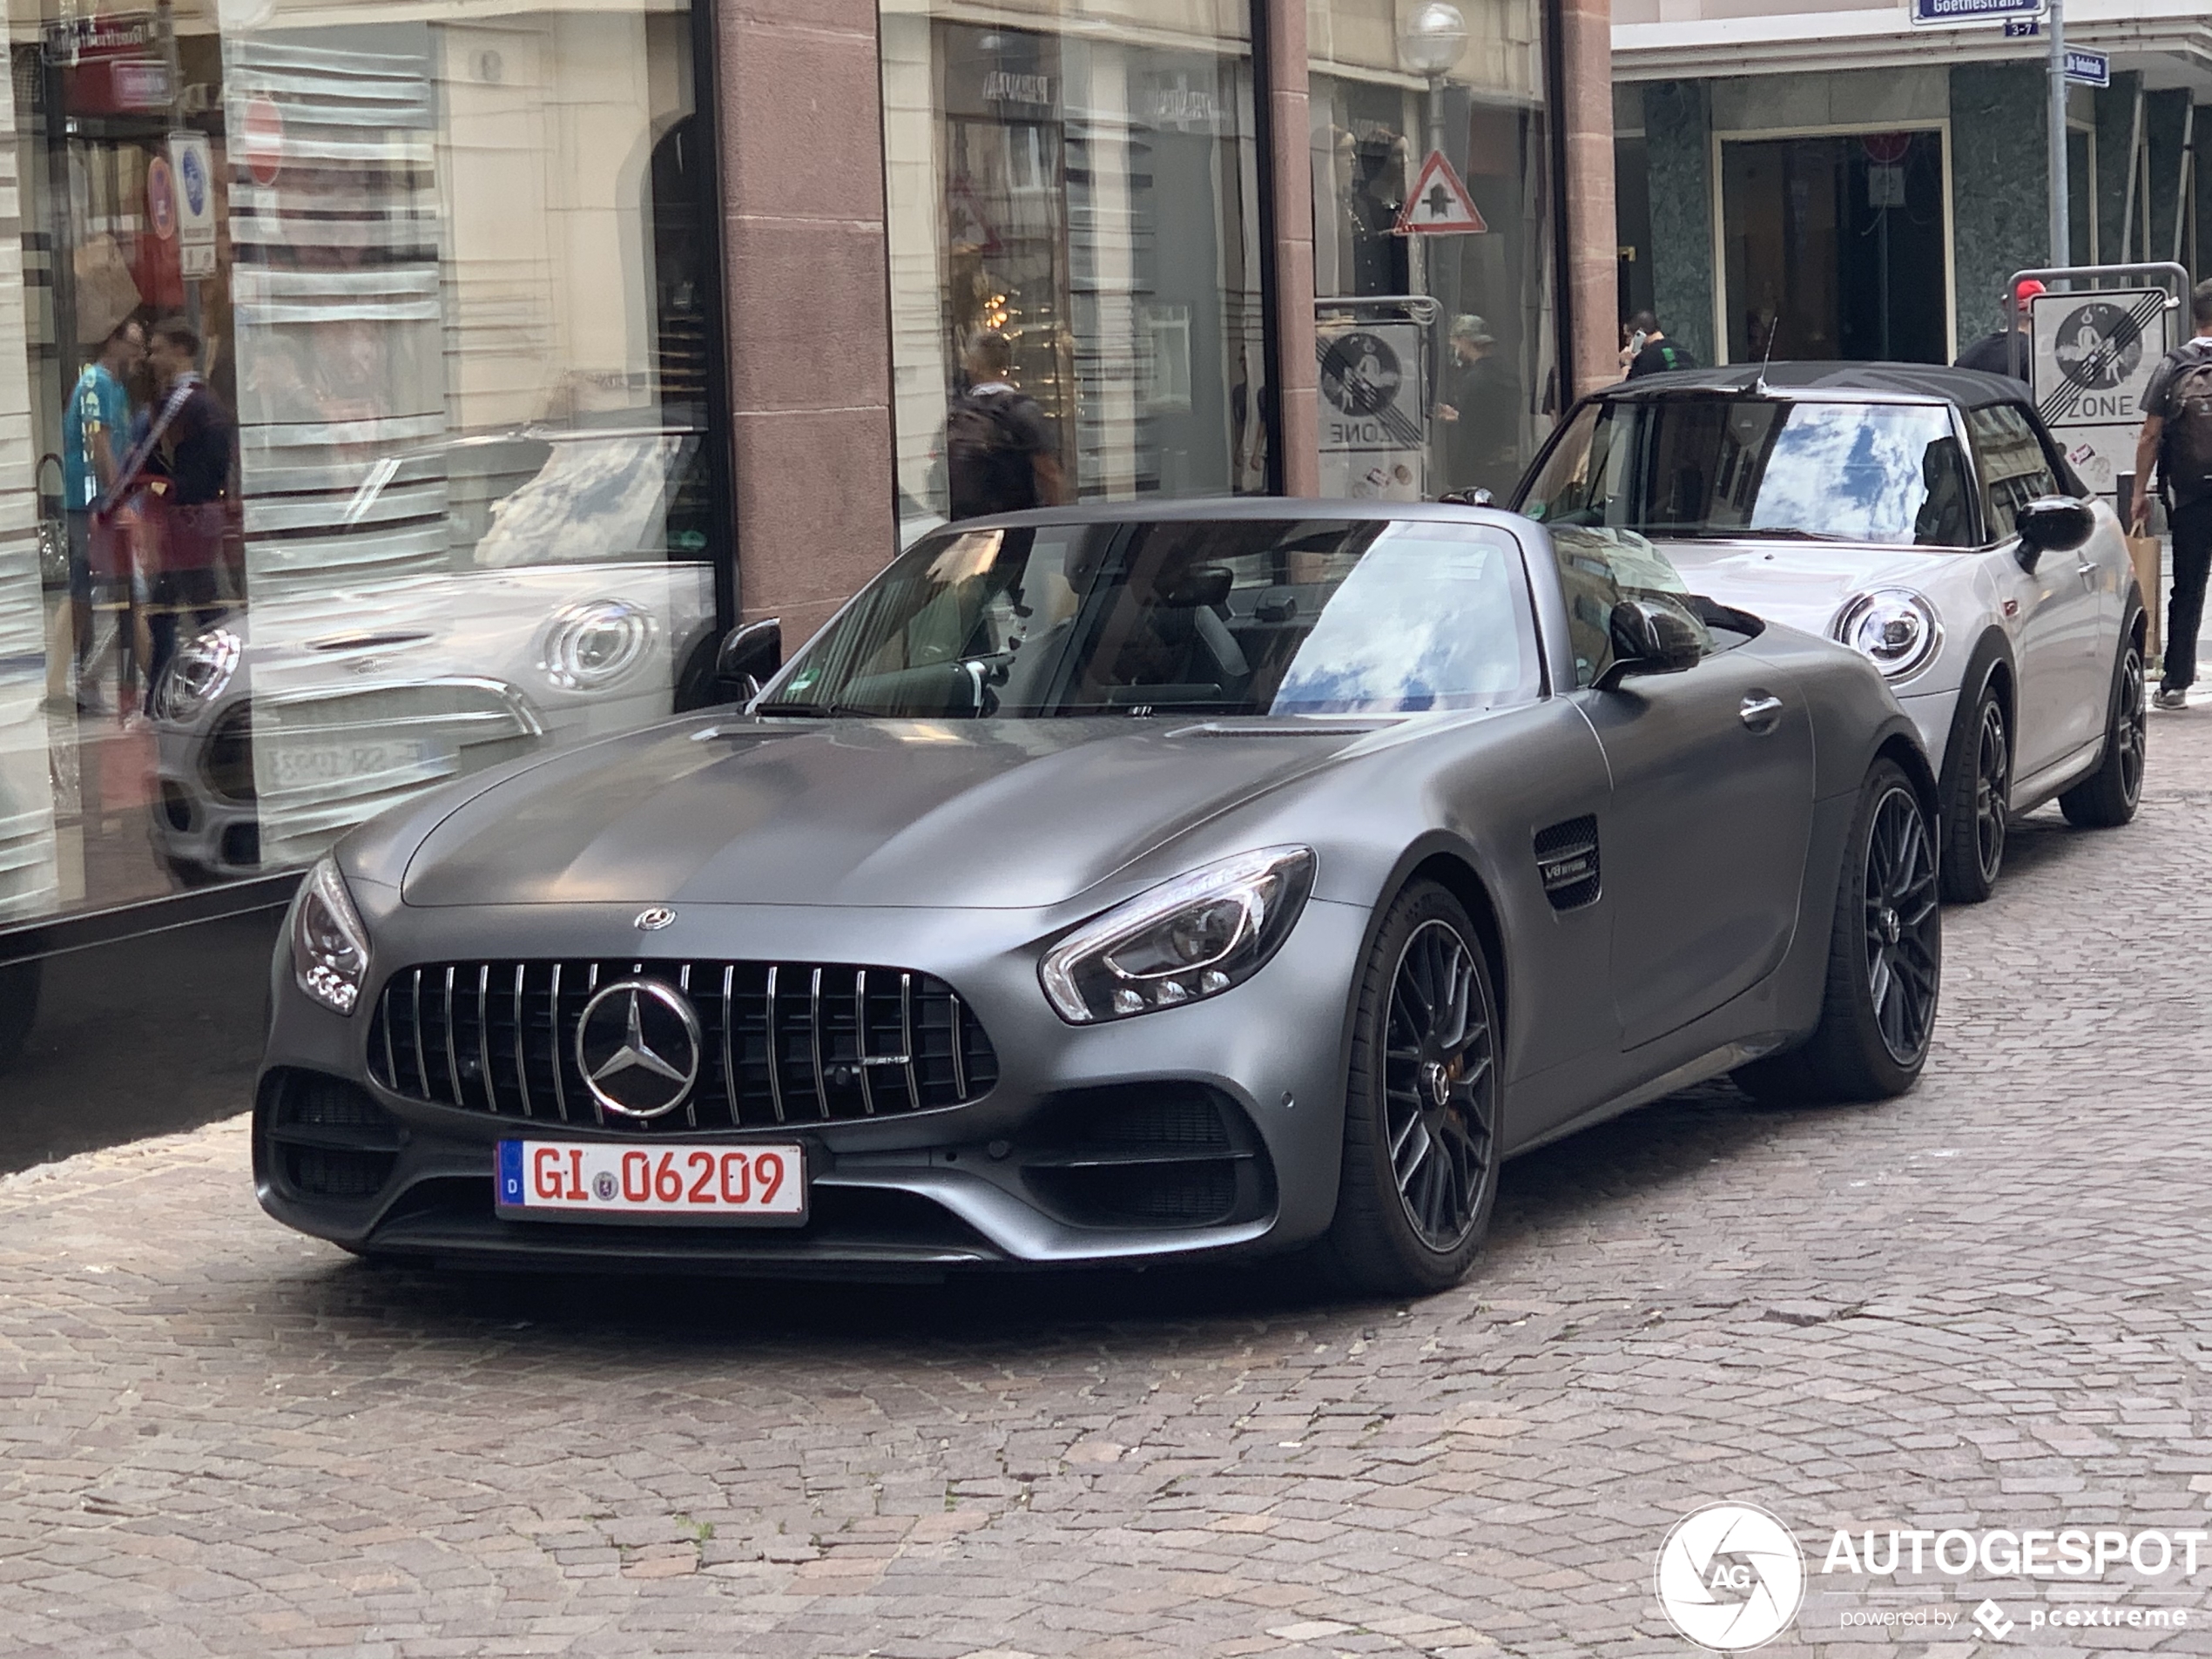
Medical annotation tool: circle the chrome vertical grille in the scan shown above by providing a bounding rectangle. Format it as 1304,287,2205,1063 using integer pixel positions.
366,959,998,1130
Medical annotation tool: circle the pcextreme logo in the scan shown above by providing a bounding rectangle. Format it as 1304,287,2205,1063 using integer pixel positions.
1656,1503,1806,1651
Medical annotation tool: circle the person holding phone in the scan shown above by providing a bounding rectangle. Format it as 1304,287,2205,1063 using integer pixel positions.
1621,310,1697,380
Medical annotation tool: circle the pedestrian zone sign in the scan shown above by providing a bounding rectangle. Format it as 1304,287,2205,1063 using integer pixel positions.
2029,287,2168,496
1396,150,1487,237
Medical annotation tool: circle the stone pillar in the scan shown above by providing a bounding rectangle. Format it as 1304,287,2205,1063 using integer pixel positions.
1262,0,1318,495
1950,63,2047,355
1642,80,1714,365
1555,0,1617,396
718,0,897,632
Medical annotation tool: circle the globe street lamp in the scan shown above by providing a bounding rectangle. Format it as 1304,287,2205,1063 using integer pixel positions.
1398,1,1467,155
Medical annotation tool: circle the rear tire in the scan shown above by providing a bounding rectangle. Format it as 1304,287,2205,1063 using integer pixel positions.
1938,678,2008,904
2059,627,2146,828
1737,759,1940,1105
1316,882,1501,1298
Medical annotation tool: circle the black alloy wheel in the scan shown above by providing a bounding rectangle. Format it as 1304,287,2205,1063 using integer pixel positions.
1384,920,1497,1252
2060,631,2147,828
1320,882,1501,1296
1862,781,1942,1068
1939,682,2008,903
1737,758,1941,1105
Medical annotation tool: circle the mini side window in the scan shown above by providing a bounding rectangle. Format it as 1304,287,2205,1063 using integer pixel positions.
1968,405,2060,542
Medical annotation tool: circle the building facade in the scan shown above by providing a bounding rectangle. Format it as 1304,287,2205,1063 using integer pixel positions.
0,0,1616,1127
1613,1,2210,374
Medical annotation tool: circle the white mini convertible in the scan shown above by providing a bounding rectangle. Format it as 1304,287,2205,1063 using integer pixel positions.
1512,364,2146,900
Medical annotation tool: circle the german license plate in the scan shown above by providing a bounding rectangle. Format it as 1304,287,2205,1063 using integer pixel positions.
264,738,441,790
496,1140,806,1224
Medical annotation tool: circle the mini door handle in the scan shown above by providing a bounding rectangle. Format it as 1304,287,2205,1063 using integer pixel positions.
1739,693,1784,732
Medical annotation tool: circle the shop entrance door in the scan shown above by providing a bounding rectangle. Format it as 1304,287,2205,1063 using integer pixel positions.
1719,131,1949,366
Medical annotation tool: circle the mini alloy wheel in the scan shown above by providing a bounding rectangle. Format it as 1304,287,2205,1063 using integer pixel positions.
1862,782,1941,1067
1968,698,2008,889
1383,919,1497,1252
1939,678,2008,904
2060,634,2147,829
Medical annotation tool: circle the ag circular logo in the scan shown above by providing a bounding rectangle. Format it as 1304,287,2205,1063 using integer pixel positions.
1655,1503,1804,1651
1319,330,1403,418
574,979,702,1120
2052,300,2143,392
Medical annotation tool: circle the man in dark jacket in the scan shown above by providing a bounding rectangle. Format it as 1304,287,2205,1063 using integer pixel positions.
2132,280,2212,709
1953,280,2044,379
1620,311,1697,379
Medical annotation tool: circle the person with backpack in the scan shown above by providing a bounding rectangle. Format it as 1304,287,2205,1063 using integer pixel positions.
2131,280,2212,711
946,331,1065,521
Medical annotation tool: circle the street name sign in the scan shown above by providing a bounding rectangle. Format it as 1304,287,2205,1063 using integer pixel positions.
1908,0,2041,27
2064,48,2109,87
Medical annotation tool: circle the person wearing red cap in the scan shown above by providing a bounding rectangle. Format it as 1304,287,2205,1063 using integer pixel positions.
1953,279,2044,378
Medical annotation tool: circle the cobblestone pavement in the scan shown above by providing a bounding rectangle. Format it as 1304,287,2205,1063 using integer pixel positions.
6,714,2212,1659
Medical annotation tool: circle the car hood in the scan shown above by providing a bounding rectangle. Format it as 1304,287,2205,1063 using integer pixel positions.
1656,538,1957,637
395,716,1389,910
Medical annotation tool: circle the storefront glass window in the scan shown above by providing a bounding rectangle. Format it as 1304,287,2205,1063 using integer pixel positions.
1,0,716,928
880,0,1271,540
1308,0,1556,502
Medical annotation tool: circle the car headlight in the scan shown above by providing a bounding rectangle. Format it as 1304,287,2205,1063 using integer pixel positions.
1833,589,1940,681
293,857,371,1015
541,599,654,691
1040,846,1316,1024
151,626,240,722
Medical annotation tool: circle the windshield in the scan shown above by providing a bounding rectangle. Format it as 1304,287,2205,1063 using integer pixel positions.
765,517,1542,719
1516,396,1975,548
341,428,712,570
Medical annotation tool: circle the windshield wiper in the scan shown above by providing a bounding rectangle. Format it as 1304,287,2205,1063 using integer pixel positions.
751,699,847,718
1667,525,1848,542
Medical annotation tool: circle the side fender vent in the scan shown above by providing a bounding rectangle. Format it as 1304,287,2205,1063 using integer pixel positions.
1534,815,1602,911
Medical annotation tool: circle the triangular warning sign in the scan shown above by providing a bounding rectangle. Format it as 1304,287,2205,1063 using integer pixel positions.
1395,150,1487,236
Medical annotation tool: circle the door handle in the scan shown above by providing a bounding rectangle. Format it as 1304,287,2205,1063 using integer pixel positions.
2076,561,2098,590
1739,693,1784,733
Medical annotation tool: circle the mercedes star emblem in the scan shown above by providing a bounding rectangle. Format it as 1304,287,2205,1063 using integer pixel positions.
634,906,678,932
574,979,702,1119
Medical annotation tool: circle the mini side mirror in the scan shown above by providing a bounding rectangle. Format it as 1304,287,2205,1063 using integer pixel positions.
714,617,782,702
1597,598,1703,690
1438,488,1495,508
2015,496,2094,566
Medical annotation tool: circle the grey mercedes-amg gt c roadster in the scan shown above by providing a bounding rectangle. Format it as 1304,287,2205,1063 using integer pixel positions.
258,502,1942,1295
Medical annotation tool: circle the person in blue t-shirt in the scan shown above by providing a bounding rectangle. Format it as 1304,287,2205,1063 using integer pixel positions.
58,316,145,712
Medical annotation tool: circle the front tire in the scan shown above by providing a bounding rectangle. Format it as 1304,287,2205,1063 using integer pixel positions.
1318,882,1501,1298
1939,678,2009,903
2059,626,2146,828
1737,759,1940,1105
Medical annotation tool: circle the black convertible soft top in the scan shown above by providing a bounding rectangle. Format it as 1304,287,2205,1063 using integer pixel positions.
1605,361,2029,410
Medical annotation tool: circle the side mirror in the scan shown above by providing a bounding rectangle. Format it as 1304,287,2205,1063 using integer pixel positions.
714,617,782,702
2015,496,2094,567
1597,598,1703,690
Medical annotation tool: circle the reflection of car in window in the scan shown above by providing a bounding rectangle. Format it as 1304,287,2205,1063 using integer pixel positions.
148,425,718,882
1512,364,2145,903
